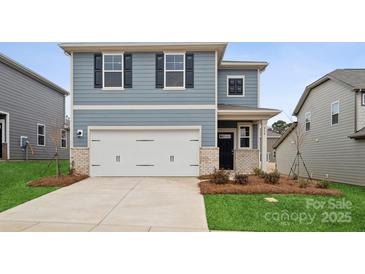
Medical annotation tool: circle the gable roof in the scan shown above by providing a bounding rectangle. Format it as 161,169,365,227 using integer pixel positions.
0,53,69,96
267,128,281,138
293,69,365,115
59,43,269,71
272,122,298,149
59,42,228,62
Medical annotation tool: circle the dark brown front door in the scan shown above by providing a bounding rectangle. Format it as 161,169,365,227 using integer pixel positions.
218,132,234,170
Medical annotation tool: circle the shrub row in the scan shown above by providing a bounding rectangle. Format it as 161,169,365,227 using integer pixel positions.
209,169,248,185
254,168,281,184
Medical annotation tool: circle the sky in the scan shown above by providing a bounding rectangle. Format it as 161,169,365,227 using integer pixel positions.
1,42,365,126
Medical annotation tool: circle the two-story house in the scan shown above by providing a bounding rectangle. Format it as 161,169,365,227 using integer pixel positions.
0,53,69,161
59,43,280,177
274,69,365,186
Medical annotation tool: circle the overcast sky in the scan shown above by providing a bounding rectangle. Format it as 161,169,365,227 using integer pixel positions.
1,42,365,125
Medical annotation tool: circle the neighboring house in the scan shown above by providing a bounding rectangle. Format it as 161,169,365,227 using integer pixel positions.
0,53,69,160
274,69,365,186
59,43,280,177
267,128,281,162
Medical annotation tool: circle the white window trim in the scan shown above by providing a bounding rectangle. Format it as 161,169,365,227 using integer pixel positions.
20,136,28,147
37,123,46,146
0,111,10,159
331,100,340,126
237,123,253,149
60,129,67,148
305,111,311,131
0,119,5,143
163,52,186,90
102,52,124,91
227,75,245,97
362,92,365,106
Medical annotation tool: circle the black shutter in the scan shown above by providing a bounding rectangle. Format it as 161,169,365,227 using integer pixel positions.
124,54,132,88
156,53,164,88
185,53,194,88
229,79,235,95
94,54,102,88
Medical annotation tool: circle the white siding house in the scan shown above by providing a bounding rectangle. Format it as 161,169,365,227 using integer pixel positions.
274,69,365,186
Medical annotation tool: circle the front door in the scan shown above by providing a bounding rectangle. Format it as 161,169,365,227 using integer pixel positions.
218,132,234,170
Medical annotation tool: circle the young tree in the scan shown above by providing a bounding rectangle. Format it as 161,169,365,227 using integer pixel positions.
49,118,67,177
287,121,312,182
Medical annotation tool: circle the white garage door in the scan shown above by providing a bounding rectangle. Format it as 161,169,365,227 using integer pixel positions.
89,128,200,176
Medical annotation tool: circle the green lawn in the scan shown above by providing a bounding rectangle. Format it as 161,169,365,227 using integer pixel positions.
0,160,69,212
204,183,365,232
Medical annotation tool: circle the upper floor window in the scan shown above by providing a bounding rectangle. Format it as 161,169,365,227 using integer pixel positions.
331,101,339,125
362,92,365,106
37,124,46,146
164,53,185,88
103,53,123,89
239,124,252,149
305,112,311,131
61,129,67,148
227,76,245,96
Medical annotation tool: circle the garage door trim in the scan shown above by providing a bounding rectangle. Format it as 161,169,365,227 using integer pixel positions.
88,126,202,176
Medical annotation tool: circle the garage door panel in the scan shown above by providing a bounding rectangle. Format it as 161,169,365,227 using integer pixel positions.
90,129,200,176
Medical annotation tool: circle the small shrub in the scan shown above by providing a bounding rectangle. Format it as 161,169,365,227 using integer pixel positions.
298,179,309,188
210,169,230,184
264,171,281,184
316,180,330,189
253,167,265,178
253,167,261,176
234,173,248,184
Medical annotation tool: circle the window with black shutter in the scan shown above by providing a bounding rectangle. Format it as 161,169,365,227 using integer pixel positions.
124,54,132,88
94,54,102,88
185,53,194,88
156,54,164,88
165,53,185,88
103,53,123,89
227,76,245,96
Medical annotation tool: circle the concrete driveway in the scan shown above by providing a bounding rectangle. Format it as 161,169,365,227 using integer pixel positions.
0,177,208,232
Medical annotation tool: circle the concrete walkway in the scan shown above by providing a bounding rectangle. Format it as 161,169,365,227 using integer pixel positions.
0,177,208,232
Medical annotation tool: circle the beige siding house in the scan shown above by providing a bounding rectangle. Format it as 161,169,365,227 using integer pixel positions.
274,69,365,186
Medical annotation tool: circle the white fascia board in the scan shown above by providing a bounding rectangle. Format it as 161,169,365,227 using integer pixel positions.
74,105,216,110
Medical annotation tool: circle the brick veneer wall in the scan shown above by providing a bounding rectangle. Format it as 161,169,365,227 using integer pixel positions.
71,147,89,175
1,143,7,160
200,147,219,175
234,149,259,174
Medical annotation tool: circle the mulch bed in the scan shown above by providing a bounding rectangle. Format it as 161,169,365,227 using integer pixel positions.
199,175,343,196
27,174,88,187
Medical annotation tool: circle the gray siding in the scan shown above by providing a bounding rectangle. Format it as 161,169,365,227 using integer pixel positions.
218,69,258,107
74,109,216,147
276,80,365,186
0,61,69,160
356,91,365,130
73,52,216,105
267,137,279,162
217,120,258,149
